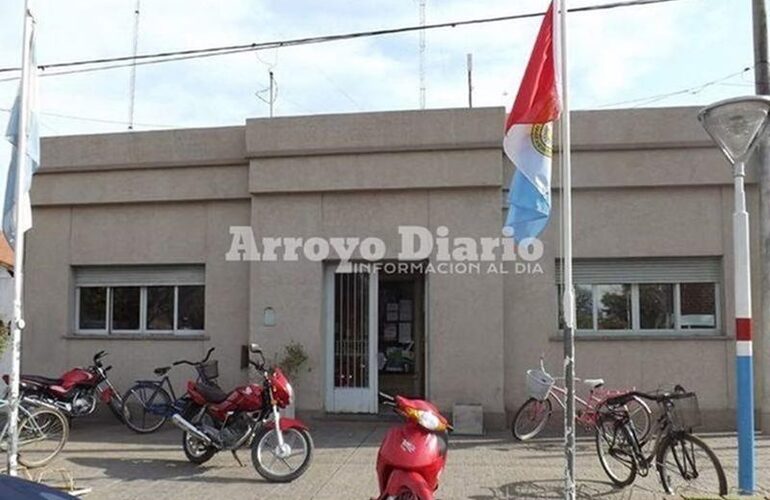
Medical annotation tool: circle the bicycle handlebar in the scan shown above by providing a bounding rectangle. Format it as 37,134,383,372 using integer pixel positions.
602,386,691,407
172,347,215,367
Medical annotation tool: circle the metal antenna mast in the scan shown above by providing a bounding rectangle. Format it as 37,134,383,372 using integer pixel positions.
466,53,473,108
419,0,426,109
128,0,141,130
255,66,278,118
268,70,275,117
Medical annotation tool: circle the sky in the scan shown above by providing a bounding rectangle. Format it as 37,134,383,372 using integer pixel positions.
0,0,757,178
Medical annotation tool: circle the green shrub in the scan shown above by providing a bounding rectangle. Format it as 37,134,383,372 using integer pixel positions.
0,320,8,355
275,341,308,380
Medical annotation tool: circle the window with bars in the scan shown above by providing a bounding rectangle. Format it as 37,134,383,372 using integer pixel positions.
556,258,722,336
74,266,205,335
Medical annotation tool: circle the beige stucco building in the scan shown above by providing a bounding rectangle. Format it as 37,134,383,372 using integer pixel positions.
21,106,770,431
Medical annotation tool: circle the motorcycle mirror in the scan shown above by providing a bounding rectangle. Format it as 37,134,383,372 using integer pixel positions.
248,343,262,354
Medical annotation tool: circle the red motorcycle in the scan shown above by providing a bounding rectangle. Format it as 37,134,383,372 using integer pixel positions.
170,344,313,482
5,351,125,422
376,392,452,500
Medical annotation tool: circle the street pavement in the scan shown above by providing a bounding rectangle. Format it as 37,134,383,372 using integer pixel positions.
21,418,770,499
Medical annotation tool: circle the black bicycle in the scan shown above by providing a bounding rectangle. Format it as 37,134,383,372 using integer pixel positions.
122,348,218,434
594,386,727,496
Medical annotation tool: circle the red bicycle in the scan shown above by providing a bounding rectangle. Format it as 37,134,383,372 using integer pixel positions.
511,357,652,441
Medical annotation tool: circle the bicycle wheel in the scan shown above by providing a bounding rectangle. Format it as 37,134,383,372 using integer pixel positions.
625,396,652,443
595,417,637,487
122,383,172,434
656,433,727,496
511,398,552,441
17,407,69,468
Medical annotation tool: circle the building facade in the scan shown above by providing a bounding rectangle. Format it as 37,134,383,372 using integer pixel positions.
22,106,770,431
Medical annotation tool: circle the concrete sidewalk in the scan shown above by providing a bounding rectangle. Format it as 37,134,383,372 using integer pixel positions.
26,419,770,499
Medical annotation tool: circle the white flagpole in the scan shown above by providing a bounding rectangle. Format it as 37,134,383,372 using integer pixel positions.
8,0,34,476
556,0,576,498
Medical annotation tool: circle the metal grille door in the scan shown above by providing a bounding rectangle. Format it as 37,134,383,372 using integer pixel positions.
325,267,378,413
334,272,369,388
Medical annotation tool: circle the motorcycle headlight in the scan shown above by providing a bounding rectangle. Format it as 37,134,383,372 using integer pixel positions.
409,408,446,432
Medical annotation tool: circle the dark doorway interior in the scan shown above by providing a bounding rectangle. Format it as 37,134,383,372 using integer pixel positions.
377,269,425,400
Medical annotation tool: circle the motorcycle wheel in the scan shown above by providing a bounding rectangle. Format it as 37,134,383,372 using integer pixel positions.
394,489,419,500
251,426,313,482
106,394,127,424
182,431,217,465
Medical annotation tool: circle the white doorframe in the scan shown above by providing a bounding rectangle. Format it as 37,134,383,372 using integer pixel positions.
324,264,379,413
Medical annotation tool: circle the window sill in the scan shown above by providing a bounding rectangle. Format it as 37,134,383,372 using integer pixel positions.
64,334,210,341
549,332,729,342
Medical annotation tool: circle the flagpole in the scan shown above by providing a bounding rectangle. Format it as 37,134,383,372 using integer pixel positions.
556,0,576,498
8,0,33,476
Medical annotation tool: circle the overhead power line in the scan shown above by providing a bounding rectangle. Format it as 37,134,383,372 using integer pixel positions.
0,0,686,80
596,66,753,108
0,67,749,131
0,106,177,128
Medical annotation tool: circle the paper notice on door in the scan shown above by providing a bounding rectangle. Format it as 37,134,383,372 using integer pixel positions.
386,302,399,322
398,299,412,321
383,323,397,341
398,322,412,343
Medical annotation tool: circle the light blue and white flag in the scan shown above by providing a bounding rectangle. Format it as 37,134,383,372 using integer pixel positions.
503,2,560,242
4,28,39,248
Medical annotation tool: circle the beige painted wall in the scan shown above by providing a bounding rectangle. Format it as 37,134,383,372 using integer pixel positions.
22,106,769,430
23,200,250,393
247,187,506,424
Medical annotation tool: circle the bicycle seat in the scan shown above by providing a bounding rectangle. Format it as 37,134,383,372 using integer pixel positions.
195,381,229,403
583,378,605,388
153,366,171,376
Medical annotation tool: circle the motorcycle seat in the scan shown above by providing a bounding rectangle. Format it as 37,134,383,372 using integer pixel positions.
21,375,62,386
154,366,171,376
196,381,229,403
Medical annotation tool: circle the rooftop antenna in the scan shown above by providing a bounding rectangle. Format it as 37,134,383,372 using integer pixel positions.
268,70,275,117
466,53,473,108
128,0,140,130
419,0,426,109
255,67,277,118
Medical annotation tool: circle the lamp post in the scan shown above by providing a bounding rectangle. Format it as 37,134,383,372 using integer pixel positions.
698,96,770,494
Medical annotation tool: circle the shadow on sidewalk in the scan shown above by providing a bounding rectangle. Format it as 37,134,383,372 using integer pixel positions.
468,479,624,499
68,456,264,485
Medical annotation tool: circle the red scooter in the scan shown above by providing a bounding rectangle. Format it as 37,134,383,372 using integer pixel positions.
376,392,452,500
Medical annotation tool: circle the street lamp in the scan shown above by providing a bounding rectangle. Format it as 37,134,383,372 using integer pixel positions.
698,95,770,495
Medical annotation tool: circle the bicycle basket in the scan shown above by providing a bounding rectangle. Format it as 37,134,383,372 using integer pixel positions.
526,369,555,400
196,360,219,381
667,392,701,431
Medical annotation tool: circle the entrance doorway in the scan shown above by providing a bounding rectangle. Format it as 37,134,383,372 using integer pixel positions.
324,264,426,414
324,266,378,413
377,269,425,401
